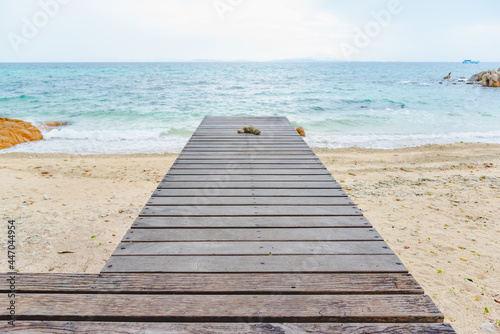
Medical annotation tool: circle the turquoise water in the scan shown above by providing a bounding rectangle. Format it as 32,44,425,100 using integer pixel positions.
1,62,499,154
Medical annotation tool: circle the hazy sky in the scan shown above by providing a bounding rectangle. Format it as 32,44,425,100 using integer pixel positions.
1,0,499,62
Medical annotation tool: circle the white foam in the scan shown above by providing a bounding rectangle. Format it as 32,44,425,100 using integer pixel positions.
304,130,500,149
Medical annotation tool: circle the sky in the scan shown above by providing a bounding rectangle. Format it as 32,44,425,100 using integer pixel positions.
0,0,499,62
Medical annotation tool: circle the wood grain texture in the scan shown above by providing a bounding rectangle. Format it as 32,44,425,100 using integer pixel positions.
167,169,330,175
0,322,455,333
120,228,381,241
101,255,405,273
132,216,372,228
152,188,347,197
179,154,316,159
139,205,361,216
171,163,326,169
182,149,312,153
157,181,341,189
183,145,310,149
187,141,306,145
112,241,392,256
172,160,321,164
146,197,353,206
162,175,334,182
1,294,441,322
0,273,423,294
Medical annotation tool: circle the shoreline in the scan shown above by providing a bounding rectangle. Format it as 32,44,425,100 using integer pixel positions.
1,142,499,333
2,141,500,156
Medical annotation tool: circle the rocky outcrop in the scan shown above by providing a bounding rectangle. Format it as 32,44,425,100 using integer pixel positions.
0,119,69,150
39,121,69,131
0,118,43,149
296,126,306,137
468,69,500,87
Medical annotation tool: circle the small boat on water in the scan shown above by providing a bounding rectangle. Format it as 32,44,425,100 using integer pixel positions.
463,60,479,64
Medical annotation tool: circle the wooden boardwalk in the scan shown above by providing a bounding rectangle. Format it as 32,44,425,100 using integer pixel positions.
0,116,454,333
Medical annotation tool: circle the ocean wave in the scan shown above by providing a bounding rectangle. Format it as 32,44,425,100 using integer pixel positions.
341,98,372,104
305,130,500,149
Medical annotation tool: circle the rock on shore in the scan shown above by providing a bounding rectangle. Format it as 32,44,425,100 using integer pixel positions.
0,118,69,150
0,118,43,149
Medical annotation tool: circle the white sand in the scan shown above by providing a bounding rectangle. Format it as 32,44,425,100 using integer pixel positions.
1,143,499,333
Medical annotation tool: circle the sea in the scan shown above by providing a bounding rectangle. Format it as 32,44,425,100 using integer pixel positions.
1,62,499,154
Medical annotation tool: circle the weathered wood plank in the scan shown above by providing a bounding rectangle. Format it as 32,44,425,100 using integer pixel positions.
157,181,341,189
184,144,309,147
179,154,316,158
0,273,423,294
170,164,326,169
152,188,347,197
173,160,321,164
102,255,406,272
132,216,372,228
113,241,392,256
121,228,381,241
194,130,298,134
182,149,312,153
191,135,300,138
0,322,456,333
146,197,353,206
162,175,334,182
187,140,306,144
167,169,330,175
139,205,361,216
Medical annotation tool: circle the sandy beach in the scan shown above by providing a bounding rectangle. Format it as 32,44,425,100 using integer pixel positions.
1,142,499,333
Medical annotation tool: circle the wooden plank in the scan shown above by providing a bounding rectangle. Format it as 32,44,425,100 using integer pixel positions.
0,322,456,333
112,241,392,256
132,216,372,228
0,294,440,322
120,228,381,241
153,188,347,197
193,127,294,129
195,129,298,133
0,273,423,294
179,154,316,158
139,205,361,216
167,169,330,175
183,146,310,149
162,175,334,182
157,182,341,189
170,164,326,169
102,255,406,273
193,134,300,138
173,160,321,164
185,142,307,145
187,140,306,144
182,148,312,152
191,135,300,138
197,126,295,129
146,197,353,206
